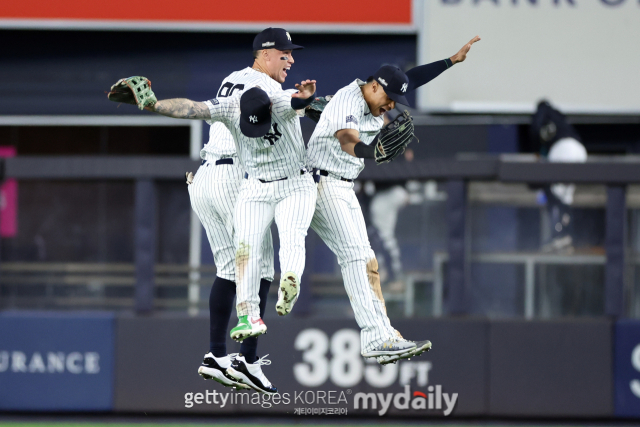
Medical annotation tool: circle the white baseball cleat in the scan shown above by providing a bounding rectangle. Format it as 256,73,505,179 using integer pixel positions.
275,272,299,316
197,352,249,389
226,355,278,395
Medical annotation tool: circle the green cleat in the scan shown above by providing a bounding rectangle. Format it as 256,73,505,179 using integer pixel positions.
230,315,267,342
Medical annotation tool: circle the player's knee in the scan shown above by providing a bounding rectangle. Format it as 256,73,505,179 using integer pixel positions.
366,258,385,303
366,258,381,283
338,256,366,268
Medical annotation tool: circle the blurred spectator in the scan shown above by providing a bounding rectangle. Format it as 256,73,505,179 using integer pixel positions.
530,100,588,253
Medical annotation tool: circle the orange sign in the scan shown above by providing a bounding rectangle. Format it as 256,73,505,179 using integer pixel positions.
0,0,412,25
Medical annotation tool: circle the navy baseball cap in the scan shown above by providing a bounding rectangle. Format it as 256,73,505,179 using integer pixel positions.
253,27,304,51
240,87,272,138
373,65,410,106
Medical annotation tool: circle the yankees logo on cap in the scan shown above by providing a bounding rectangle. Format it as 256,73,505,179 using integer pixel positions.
240,88,272,138
372,65,411,106
253,28,304,51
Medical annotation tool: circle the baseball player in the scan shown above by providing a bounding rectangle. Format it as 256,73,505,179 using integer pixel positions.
202,84,317,394
188,28,310,392
106,28,316,395
305,36,480,364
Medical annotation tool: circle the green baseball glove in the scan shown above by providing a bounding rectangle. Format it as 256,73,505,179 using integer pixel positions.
107,76,157,110
374,110,416,164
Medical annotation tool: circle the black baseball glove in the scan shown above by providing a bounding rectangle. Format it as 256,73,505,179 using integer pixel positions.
304,95,333,123
374,110,416,164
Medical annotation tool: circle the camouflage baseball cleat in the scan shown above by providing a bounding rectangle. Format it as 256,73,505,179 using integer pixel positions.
376,340,432,365
275,272,299,316
230,315,267,342
362,336,417,358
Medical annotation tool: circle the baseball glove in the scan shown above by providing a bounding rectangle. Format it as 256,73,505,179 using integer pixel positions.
107,76,157,110
374,110,416,164
304,95,333,123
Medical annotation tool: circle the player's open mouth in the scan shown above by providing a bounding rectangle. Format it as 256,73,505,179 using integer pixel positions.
379,107,386,115
283,67,290,77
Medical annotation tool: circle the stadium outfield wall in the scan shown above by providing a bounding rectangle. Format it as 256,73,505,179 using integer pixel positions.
2,312,640,418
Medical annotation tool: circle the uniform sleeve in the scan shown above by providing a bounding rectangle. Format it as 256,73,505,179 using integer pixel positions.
322,89,363,136
204,96,237,126
270,89,298,121
405,59,452,92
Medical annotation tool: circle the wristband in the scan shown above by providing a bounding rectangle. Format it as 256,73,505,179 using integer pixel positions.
291,92,316,110
353,141,376,159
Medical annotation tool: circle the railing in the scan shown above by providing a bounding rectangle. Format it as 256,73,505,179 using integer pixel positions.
2,137,640,316
0,262,373,311
2,154,637,317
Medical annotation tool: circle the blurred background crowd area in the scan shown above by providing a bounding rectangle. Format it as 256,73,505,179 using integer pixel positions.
0,0,639,321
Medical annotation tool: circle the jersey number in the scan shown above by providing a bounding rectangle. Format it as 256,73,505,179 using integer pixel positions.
217,82,245,98
263,123,282,146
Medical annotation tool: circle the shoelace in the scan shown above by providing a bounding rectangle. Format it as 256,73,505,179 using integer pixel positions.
251,355,273,388
228,353,241,361
254,354,272,366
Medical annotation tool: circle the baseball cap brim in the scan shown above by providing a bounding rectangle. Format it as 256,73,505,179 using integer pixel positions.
275,42,304,50
384,90,410,107
240,115,272,138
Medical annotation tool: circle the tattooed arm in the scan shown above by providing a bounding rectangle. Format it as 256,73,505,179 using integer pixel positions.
146,98,211,119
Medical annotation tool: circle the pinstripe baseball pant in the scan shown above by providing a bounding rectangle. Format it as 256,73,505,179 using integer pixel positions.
234,173,317,318
188,157,274,282
310,176,398,354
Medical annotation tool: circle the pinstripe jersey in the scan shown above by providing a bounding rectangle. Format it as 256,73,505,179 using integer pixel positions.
307,79,384,180
204,89,307,182
200,67,284,161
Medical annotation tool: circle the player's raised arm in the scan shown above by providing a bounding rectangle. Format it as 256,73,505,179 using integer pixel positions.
148,99,211,120
450,35,481,64
290,79,317,110
271,79,317,121
107,76,211,119
405,35,480,92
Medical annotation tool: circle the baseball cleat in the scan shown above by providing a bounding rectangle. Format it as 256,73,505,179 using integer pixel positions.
185,171,194,185
198,352,250,390
362,336,417,358
376,340,432,365
275,272,299,316
230,315,267,342
226,355,277,396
